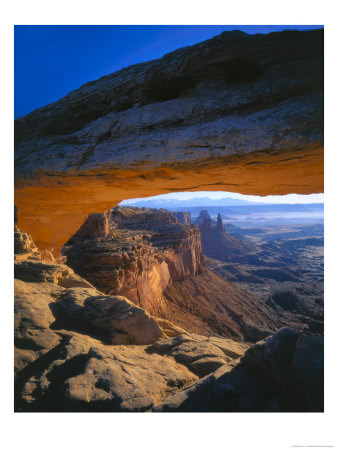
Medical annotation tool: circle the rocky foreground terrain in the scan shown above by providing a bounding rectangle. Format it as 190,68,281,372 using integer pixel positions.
14,223,324,412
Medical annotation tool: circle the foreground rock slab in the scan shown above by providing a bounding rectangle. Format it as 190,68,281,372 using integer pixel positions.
151,328,324,412
18,335,198,412
14,261,198,411
13,238,251,411
152,333,250,377
14,279,63,376
58,287,164,345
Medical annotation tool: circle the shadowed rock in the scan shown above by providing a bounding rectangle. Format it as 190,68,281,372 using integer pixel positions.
151,328,324,412
151,333,250,377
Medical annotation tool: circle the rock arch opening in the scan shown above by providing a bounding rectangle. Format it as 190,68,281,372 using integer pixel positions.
14,27,324,413
14,146,323,256
14,28,323,255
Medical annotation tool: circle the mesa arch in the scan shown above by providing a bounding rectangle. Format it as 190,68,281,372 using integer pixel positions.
14,29,324,254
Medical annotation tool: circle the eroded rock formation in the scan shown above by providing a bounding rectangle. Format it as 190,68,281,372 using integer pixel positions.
14,227,41,261
199,211,255,259
61,206,277,338
62,207,204,315
14,29,323,253
193,210,216,226
171,211,192,225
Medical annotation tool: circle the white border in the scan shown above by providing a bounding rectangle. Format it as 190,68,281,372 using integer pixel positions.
2,1,337,449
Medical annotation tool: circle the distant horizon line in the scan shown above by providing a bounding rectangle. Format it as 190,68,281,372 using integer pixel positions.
120,202,324,206
121,192,324,206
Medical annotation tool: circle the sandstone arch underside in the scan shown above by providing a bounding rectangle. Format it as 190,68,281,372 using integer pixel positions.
14,29,324,253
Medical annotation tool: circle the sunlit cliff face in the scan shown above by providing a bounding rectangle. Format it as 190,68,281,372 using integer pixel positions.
14,144,323,255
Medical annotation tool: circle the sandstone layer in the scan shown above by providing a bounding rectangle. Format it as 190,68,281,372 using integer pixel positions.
62,207,204,315
14,29,323,253
61,206,277,338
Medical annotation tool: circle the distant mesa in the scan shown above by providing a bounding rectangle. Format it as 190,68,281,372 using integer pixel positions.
123,196,263,209
193,210,217,226
197,210,255,260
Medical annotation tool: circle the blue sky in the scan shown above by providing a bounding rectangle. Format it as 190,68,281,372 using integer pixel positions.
14,25,323,118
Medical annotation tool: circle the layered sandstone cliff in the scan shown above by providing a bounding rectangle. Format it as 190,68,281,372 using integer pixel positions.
62,207,204,315
172,211,192,225
14,29,323,253
62,207,285,339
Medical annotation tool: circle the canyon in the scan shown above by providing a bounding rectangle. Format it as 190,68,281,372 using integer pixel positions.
61,206,323,339
200,210,324,334
14,28,324,413
14,224,323,412
62,206,280,339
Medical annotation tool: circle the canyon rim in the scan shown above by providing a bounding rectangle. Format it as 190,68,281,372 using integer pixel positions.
14,25,324,415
